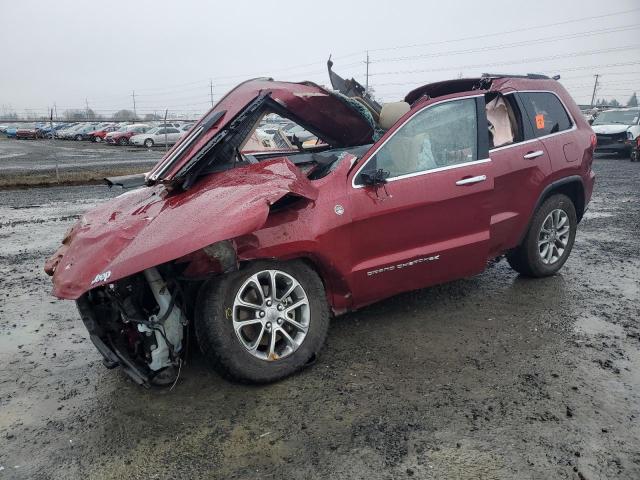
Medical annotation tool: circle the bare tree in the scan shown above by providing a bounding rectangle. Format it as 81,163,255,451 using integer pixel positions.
63,109,87,121
112,109,139,121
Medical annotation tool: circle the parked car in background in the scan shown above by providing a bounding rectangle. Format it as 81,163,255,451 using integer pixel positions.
3,126,18,138
105,124,150,145
56,123,85,139
130,126,182,147
89,124,120,142
15,125,38,139
41,123,71,139
283,124,316,144
70,124,101,141
591,107,640,160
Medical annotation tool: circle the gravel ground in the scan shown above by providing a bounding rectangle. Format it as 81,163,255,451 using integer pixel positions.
0,137,162,186
0,156,638,480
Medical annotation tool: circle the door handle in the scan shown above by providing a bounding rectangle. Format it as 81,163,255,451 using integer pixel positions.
523,150,544,159
456,175,487,186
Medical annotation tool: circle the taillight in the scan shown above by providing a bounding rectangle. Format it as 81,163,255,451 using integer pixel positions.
590,133,597,151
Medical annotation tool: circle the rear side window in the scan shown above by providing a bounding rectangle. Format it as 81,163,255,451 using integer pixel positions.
519,92,572,137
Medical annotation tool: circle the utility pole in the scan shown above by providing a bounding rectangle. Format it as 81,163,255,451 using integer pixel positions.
54,102,58,121
85,98,90,120
209,79,215,107
164,108,169,152
132,90,137,120
590,74,599,108
365,51,370,94
51,108,59,183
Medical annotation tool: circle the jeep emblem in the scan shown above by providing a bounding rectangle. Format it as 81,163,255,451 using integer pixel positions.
91,271,112,285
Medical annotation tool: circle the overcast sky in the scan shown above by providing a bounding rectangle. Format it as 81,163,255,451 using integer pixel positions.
1,0,639,118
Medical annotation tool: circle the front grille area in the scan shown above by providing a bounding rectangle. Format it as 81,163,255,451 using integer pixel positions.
596,132,627,146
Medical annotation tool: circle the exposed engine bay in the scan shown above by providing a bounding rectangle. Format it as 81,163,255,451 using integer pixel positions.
78,267,192,386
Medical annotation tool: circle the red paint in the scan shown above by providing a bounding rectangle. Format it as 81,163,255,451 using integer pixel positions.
45,158,317,299
148,79,374,182
46,75,594,315
105,130,138,144
90,126,119,141
15,128,37,139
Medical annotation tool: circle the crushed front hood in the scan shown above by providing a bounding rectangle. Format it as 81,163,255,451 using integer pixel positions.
45,158,317,299
147,79,374,183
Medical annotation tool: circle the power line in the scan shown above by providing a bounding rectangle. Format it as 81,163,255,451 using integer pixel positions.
371,25,640,64
368,45,640,77
363,7,640,55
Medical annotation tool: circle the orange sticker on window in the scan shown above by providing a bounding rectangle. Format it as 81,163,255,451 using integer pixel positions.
535,114,545,129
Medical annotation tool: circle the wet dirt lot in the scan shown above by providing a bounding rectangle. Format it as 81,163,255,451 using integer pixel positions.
0,137,162,186
0,157,638,479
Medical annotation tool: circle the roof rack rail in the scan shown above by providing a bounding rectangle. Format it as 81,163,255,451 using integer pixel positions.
481,73,552,80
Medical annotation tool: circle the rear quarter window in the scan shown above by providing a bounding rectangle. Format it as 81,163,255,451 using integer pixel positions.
519,92,572,137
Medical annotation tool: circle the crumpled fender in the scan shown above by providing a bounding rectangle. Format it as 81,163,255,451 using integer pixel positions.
45,158,317,299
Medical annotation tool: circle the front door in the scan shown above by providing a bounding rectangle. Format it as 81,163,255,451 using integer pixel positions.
347,95,494,308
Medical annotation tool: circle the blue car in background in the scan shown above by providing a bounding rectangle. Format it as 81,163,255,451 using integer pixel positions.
4,127,18,138
37,123,70,138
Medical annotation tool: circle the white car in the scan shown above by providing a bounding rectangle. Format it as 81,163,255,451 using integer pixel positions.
592,107,640,159
130,126,183,148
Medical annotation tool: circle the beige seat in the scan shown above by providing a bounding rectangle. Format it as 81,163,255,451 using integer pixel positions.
379,101,410,130
486,96,514,147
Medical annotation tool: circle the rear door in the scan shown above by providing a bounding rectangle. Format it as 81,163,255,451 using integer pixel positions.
486,92,552,257
347,95,493,308
518,91,578,166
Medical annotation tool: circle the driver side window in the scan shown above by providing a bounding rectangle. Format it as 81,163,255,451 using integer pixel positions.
357,98,478,184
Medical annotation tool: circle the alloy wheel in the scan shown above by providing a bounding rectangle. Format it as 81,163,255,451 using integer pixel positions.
538,208,570,265
232,269,310,361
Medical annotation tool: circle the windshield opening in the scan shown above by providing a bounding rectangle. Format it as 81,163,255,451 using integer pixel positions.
593,110,639,126
240,112,324,154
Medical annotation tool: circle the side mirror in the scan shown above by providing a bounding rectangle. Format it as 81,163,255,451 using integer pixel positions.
360,168,390,186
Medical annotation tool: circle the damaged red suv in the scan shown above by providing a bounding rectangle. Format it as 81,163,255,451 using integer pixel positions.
45,63,596,387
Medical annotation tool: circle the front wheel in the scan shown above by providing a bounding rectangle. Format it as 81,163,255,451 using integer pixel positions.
144,138,154,148
75,134,83,141
195,261,330,383
118,137,128,146
631,149,638,162
507,194,577,277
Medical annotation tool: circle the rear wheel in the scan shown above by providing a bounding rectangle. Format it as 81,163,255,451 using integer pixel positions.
507,194,577,277
118,137,128,146
631,149,638,162
195,261,330,383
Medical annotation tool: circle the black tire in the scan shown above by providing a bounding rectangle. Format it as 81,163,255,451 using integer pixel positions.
75,134,83,141
118,137,128,146
195,260,330,383
631,149,638,162
144,138,154,148
507,194,577,277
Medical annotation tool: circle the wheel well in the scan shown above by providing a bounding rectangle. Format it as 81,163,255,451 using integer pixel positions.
542,179,585,222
